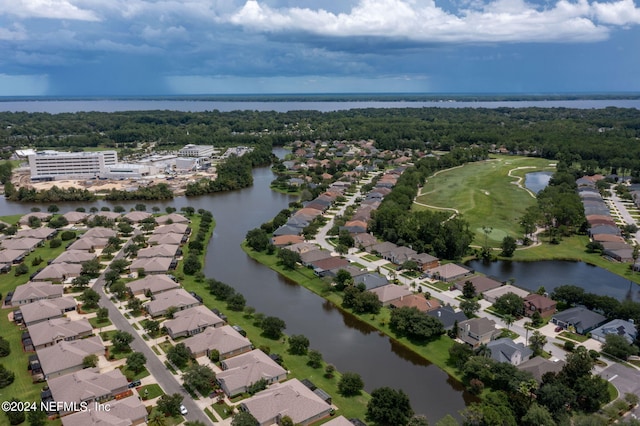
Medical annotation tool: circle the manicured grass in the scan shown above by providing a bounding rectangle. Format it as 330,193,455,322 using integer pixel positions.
109,346,133,360
88,316,112,328
120,365,151,381
151,345,161,355
426,281,452,292
414,155,554,246
205,407,219,422
558,331,589,343
132,322,140,330
362,254,382,262
100,330,118,341
211,402,233,419
158,340,173,353
164,360,178,374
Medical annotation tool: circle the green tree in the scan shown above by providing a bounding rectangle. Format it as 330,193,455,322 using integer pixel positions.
366,387,414,426
0,364,15,388
528,330,547,356
83,354,98,368
493,293,524,317
246,228,270,251
247,377,268,395
142,319,160,336
27,407,48,426
167,343,191,368
111,331,134,352
126,297,143,313
126,352,147,374
231,411,259,426
5,398,25,425
462,281,475,299
96,307,109,322
183,254,202,275
408,415,430,426
460,299,480,317
307,350,323,368
80,288,101,309
227,293,246,311
157,393,183,417
338,372,364,396
288,334,310,355
277,249,301,270
0,337,10,357
80,258,103,278
602,334,639,361
183,364,216,395
520,403,556,426
260,316,286,339
500,235,517,257
334,269,353,291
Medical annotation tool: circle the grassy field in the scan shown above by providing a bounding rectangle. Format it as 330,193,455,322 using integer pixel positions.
414,155,555,247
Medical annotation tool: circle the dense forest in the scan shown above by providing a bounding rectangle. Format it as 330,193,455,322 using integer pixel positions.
1,107,640,176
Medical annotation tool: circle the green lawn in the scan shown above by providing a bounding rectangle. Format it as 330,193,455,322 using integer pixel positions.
88,316,112,328
558,331,589,343
362,254,382,262
414,155,555,247
211,402,233,419
119,365,151,381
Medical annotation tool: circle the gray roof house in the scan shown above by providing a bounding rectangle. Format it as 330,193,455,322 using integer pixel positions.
427,305,468,331
163,305,224,339
62,211,89,224
0,237,43,252
353,272,389,290
19,297,76,326
299,249,333,266
123,211,152,223
18,212,52,225
590,319,638,344
32,262,82,282
83,226,118,239
155,213,190,224
152,223,189,235
551,306,608,335
429,263,472,282
52,250,97,264
136,244,180,258
183,324,252,359
144,288,200,317
125,274,180,296
369,241,397,258
16,227,57,240
62,395,147,426
486,338,533,366
36,336,104,379
66,237,109,251
458,317,499,348
27,317,93,350
147,232,185,246
10,281,63,306
240,379,332,426
217,349,288,396
48,368,129,415
0,249,26,264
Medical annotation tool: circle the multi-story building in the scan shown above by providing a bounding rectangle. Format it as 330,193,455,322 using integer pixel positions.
28,150,117,181
178,144,214,158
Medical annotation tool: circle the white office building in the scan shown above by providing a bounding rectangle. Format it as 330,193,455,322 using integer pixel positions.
178,144,214,158
28,150,118,181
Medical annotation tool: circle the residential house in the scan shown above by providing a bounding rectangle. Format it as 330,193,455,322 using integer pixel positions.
32,262,82,283
36,336,104,379
91,211,122,222
27,317,93,350
10,281,63,306
486,338,533,366
353,233,378,250
0,249,26,264
323,265,368,279
66,237,109,251
273,224,304,237
16,227,57,240
217,349,287,396
428,263,472,282
517,356,565,383
239,379,332,426
136,244,180,258
523,294,557,318
144,288,200,317
147,232,184,246
52,250,96,264
453,275,503,295
300,249,333,267
369,284,413,306
458,317,499,348
386,245,417,265
183,324,252,359
62,211,89,224
353,273,388,290
340,220,367,234
369,241,397,259
427,305,468,331
590,319,638,344
483,285,530,304
0,237,43,252
62,395,147,426
18,297,76,326
82,226,118,239
322,416,355,426
163,305,224,339
129,256,175,275
155,213,190,224
390,294,441,312
411,253,439,271
282,242,318,255
311,256,350,276
47,368,129,415
18,212,52,225
153,223,190,236
125,275,179,296
123,211,152,223
551,306,608,335
271,235,305,247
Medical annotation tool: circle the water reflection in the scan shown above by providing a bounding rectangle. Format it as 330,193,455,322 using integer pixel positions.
524,171,553,194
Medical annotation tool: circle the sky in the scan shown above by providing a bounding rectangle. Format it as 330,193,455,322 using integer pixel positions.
1,0,640,96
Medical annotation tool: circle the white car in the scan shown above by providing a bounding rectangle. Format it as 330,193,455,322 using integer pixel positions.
179,404,188,415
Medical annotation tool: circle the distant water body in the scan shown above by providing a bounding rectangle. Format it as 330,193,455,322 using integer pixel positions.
1,98,640,113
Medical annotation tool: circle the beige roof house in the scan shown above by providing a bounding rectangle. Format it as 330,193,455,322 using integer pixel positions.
125,275,180,296
62,211,89,224
323,416,355,426
458,317,499,348
32,262,82,282
144,288,200,317
240,379,332,426
0,249,26,264
123,211,152,222
0,237,43,251
136,244,180,258
218,349,287,396
163,305,224,339
48,368,129,414
129,257,174,275
153,223,189,235
517,356,566,383
27,317,93,350
91,211,122,221
454,275,503,295
62,395,147,426
183,324,252,359
428,263,472,282
19,296,76,325
16,227,57,240
155,213,190,224
11,281,63,306
52,250,97,264
299,249,333,266
147,233,184,246
281,242,319,254
18,212,52,225
83,226,118,239
483,285,530,304
66,237,109,251
369,284,413,306
36,336,104,378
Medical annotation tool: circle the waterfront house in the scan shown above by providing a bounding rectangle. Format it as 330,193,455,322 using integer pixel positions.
217,349,287,396
458,317,499,348
163,305,224,339
147,232,184,246
429,263,472,282
483,285,529,304
390,294,441,312
126,274,179,296
486,338,533,366
144,288,200,317
369,284,413,306
427,305,468,331
590,319,638,344
183,324,252,359
454,275,502,295
353,272,388,290
523,294,557,318
155,213,190,224
517,356,565,383
129,256,175,275
83,226,118,239
18,212,52,225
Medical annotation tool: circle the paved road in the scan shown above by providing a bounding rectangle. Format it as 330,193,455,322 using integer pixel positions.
599,363,640,418
92,235,214,426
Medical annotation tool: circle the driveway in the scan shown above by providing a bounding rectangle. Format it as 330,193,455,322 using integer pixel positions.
599,363,640,418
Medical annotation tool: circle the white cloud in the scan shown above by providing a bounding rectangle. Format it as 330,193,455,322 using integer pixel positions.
0,23,27,40
0,0,100,21
229,0,640,43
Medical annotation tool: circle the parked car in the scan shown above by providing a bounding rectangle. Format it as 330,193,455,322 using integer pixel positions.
555,326,563,332
180,404,188,415
127,379,141,388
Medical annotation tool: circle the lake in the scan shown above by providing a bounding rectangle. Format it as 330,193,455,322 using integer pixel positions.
524,171,553,194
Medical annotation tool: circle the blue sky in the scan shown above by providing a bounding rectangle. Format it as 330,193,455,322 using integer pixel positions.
1,0,640,96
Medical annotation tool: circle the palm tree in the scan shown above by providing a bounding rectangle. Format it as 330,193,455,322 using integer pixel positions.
148,411,166,426
475,343,492,358
503,314,515,331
